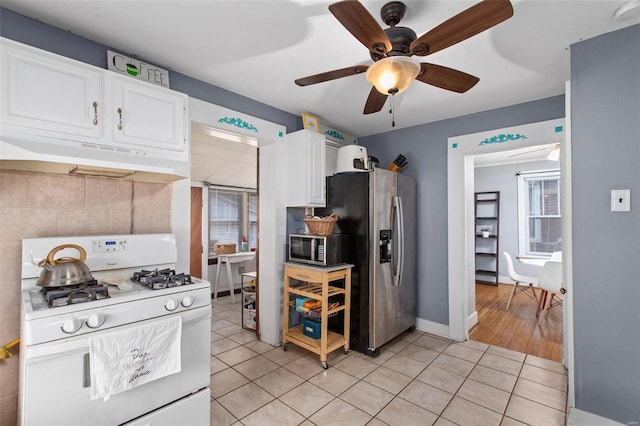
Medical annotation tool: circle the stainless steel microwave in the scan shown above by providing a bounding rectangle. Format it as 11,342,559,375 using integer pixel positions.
288,234,346,266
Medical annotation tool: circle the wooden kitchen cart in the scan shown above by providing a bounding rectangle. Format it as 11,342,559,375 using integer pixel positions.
282,262,352,369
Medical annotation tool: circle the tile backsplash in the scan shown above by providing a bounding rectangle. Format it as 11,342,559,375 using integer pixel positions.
0,169,173,425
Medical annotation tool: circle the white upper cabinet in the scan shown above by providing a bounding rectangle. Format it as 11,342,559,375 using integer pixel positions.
0,38,188,162
1,41,102,139
109,75,187,154
325,144,339,177
287,129,326,207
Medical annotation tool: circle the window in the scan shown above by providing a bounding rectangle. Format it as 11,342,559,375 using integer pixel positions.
209,187,257,255
517,170,561,256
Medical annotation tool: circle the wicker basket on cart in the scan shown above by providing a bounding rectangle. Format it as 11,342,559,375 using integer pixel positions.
304,213,339,236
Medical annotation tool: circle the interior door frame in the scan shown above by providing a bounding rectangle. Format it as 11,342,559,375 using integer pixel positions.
446,117,566,337
188,98,287,346
446,117,573,409
189,186,203,278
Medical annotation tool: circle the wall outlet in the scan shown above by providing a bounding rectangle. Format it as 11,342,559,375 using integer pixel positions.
611,189,631,212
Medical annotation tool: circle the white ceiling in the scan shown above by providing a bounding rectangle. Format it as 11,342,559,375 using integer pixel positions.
190,123,257,188
474,142,558,167
3,0,639,140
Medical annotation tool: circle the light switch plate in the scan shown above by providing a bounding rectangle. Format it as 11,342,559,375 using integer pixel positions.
611,189,631,212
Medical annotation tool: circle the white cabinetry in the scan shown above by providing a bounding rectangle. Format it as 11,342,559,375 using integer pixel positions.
325,144,339,177
110,76,186,155
1,41,102,139
0,38,188,162
287,130,326,207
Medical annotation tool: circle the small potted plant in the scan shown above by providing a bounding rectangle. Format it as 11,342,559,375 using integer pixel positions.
481,227,491,238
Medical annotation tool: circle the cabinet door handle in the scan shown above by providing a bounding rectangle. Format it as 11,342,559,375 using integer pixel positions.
92,102,98,126
117,107,123,130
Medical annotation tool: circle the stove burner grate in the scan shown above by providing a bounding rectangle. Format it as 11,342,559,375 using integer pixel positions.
42,280,111,307
131,268,193,290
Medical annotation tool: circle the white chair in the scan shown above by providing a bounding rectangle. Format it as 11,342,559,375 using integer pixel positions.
503,252,539,310
537,260,564,318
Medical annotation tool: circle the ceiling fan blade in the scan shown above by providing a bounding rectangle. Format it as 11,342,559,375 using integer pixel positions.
410,0,513,56
363,87,388,114
416,63,479,93
329,0,392,55
295,65,369,86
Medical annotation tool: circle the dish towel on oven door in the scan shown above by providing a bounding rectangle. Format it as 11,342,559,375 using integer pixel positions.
89,316,182,401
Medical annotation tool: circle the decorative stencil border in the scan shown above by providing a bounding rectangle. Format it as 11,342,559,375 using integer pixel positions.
218,117,258,132
479,133,528,146
320,123,357,145
324,129,344,141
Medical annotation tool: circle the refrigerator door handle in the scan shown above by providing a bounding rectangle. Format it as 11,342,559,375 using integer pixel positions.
393,196,405,286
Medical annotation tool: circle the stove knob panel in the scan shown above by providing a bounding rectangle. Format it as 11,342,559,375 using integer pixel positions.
86,313,106,329
181,295,194,308
165,299,178,311
61,318,83,334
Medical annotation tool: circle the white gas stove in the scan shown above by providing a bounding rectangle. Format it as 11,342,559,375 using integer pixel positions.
19,234,211,426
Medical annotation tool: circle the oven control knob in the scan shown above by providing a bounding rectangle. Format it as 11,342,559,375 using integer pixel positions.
61,318,83,334
165,299,178,311
181,296,194,307
86,313,106,329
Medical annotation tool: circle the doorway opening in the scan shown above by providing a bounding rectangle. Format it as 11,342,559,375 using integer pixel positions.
190,122,258,279
446,118,568,363
189,122,259,334
469,146,563,361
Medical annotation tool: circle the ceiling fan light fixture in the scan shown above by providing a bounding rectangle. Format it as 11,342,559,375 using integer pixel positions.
547,144,561,161
366,56,420,95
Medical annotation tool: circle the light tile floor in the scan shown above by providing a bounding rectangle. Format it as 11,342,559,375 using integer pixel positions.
210,295,568,426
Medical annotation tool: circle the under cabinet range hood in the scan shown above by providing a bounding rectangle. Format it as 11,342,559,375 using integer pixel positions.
0,37,190,182
0,136,190,183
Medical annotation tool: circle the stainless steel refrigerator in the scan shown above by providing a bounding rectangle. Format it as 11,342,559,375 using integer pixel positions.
320,168,416,356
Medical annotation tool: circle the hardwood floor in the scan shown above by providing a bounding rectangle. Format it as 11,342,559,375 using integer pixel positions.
469,282,563,362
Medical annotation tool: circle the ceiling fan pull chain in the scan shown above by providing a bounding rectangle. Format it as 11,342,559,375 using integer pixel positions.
390,94,396,127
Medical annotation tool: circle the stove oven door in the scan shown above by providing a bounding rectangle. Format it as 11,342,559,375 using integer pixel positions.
19,306,211,426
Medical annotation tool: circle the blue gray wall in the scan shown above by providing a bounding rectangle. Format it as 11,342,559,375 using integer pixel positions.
571,24,640,423
359,98,565,324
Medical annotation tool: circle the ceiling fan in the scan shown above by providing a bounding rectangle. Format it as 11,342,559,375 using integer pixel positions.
295,0,514,115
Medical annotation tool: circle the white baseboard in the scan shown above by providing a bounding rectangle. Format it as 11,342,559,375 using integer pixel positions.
415,317,456,341
568,408,626,425
468,310,478,330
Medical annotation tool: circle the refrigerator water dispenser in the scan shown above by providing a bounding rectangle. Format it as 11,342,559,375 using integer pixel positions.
379,229,392,263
